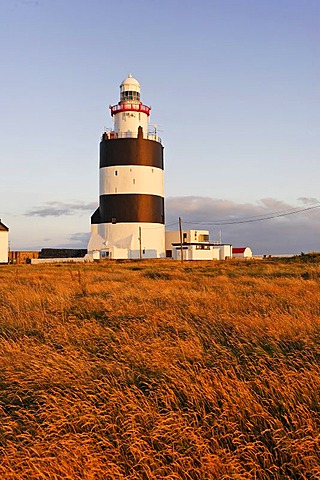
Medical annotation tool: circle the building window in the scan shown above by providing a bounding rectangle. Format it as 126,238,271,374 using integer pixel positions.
151,168,154,173
196,245,210,250
183,233,187,243
115,187,117,193
133,179,135,184
199,234,209,242
112,218,117,224
121,90,140,102
114,171,118,176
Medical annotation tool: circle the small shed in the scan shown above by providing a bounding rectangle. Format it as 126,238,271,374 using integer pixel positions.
232,247,253,259
0,220,9,264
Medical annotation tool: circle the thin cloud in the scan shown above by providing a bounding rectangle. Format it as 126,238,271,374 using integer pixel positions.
298,197,319,205
68,232,90,246
38,233,90,249
14,0,40,6
26,201,98,217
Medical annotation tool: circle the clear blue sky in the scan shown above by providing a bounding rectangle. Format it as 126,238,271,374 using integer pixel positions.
1,0,319,253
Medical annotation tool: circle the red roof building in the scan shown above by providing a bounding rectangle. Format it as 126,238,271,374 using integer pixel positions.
232,247,253,258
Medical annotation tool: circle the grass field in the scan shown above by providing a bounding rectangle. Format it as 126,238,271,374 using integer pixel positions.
0,258,319,479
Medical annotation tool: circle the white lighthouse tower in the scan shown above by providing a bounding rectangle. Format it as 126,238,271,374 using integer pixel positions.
88,75,165,260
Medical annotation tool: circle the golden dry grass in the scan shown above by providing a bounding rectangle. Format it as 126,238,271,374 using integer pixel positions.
0,258,319,479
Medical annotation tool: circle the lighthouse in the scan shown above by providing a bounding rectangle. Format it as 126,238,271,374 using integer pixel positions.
88,75,165,259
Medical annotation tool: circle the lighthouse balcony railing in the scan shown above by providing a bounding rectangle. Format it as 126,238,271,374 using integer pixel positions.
102,130,162,144
110,103,151,116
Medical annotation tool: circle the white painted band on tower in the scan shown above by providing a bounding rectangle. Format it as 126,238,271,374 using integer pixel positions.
99,165,164,196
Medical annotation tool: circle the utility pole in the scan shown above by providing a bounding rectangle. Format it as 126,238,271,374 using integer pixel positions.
179,216,184,263
138,226,142,260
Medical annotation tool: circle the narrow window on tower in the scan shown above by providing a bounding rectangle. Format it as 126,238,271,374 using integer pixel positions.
114,171,118,176
133,179,135,185
115,187,117,193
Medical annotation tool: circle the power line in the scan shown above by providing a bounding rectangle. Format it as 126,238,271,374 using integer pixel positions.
182,203,320,226
138,204,320,231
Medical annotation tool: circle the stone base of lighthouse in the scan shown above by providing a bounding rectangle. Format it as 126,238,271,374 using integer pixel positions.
88,222,165,260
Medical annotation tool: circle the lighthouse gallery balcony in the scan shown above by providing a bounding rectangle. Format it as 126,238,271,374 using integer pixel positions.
110,103,151,116
102,129,162,144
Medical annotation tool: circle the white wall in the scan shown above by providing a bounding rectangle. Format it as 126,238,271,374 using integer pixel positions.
212,248,220,260
173,247,190,261
190,246,215,260
173,245,220,261
114,110,149,137
217,245,232,260
89,222,165,259
31,258,86,264
100,165,164,196
0,231,9,263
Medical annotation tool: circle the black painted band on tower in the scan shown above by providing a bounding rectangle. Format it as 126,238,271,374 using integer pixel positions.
92,194,164,224
100,137,164,169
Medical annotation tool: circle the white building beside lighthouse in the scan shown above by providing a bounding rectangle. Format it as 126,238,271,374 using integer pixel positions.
0,220,9,264
88,75,165,259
